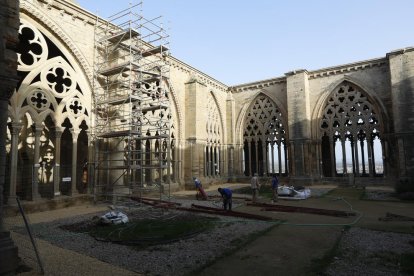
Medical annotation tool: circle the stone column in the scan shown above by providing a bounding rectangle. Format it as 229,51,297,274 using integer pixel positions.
388,48,414,180
255,141,259,175
277,141,287,176
86,130,94,194
52,126,64,197
248,140,252,176
70,128,80,196
7,122,21,204
31,124,43,200
354,138,360,176
341,138,347,174
271,143,275,174
228,145,234,180
367,136,374,177
0,0,20,272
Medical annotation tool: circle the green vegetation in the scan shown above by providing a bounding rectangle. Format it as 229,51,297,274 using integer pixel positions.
234,185,273,199
395,178,414,200
89,216,218,246
307,226,348,275
188,221,281,276
325,187,365,200
401,252,414,274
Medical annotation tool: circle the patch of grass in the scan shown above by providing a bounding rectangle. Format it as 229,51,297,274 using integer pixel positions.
234,185,274,199
89,216,218,246
325,187,365,200
307,226,348,275
187,221,282,276
401,252,414,274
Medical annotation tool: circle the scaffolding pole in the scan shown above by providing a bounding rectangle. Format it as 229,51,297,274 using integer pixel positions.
92,1,171,205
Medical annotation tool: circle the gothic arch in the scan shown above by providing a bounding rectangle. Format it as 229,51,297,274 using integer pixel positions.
312,76,389,139
20,3,94,86
241,93,288,176
235,89,287,145
318,80,385,177
205,92,225,177
6,14,93,200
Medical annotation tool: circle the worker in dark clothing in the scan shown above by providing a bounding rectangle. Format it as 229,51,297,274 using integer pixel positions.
218,187,232,211
271,175,279,203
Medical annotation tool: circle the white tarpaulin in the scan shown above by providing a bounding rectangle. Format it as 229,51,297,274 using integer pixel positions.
100,211,129,225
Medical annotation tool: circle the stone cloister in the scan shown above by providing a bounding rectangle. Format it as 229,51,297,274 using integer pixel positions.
1,0,414,204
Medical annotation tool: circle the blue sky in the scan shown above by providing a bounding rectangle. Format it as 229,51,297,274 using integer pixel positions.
76,0,414,85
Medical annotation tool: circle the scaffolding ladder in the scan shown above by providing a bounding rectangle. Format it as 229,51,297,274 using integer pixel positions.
92,2,171,203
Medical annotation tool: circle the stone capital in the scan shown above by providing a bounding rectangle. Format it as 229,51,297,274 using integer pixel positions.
31,123,44,135
70,128,81,141
51,126,65,138
7,122,22,135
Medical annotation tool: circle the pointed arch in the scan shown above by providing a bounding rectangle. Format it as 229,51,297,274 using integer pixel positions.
312,75,389,139
317,80,385,177
240,92,288,177
205,91,225,177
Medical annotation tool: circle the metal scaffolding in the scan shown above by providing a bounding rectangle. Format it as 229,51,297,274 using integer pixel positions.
92,2,171,203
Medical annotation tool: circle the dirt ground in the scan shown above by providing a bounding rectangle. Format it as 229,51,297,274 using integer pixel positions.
6,184,414,276
197,185,414,276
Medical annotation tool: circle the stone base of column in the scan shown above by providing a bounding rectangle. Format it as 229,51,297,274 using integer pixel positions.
6,195,17,206
0,231,19,275
32,192,41,201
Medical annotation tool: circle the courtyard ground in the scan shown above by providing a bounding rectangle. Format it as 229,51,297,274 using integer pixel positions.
4,183,414,275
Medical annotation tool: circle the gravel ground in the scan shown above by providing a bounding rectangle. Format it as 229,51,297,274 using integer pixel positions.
13,198,274,276
326,228,414,276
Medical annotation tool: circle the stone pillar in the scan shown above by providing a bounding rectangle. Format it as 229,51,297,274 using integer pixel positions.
262,140,267,176
367,136,374,177
255,140,259,175
354,138,360,176
341,138,347,174
270,143,274,174
248,140,252,176
228,145,234,180
0,0,20,273
388,48,414,181
31,124,43,200
86,130,94,194
52,126,64,197
7,122,21,204
277,141,287,176
184,76,206,185
285,69,312,180
70,128,80,196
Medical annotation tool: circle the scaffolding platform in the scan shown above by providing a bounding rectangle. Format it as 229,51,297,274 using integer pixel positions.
142,45,169,57
98,61,140,76
98,130,141,138
97,95,141,105
104,28,140,43
93,1,171,204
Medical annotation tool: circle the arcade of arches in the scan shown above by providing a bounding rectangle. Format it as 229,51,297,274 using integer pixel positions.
1,0,414,205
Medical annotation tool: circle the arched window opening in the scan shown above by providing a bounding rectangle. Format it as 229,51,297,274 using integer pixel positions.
320,82,384,177
205,95,222,178
243,95,287,177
